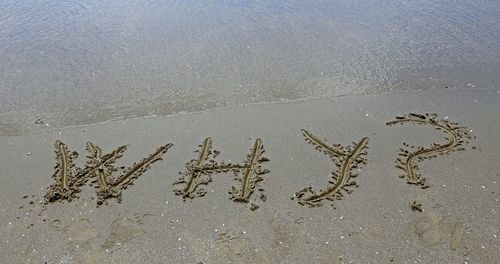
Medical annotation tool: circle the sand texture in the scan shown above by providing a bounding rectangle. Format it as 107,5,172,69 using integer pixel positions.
1,89,499,263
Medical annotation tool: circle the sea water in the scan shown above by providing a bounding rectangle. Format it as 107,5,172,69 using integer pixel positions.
0,0,499,135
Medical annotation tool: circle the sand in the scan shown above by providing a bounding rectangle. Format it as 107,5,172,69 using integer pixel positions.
0,88,499,263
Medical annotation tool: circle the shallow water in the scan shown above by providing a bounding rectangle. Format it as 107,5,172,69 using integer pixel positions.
1,0,499,135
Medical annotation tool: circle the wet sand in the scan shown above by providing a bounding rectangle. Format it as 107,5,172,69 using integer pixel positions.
0,89,499,263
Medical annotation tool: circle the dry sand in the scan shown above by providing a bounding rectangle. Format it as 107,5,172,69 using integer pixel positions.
1,88,499,263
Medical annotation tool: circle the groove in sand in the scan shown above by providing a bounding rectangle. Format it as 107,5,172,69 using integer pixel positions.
173,138,236,200
95,143,173,205
293,130,369,208
44,141,81,203
386,113,473,188
229,139,270,210
43,139,171,207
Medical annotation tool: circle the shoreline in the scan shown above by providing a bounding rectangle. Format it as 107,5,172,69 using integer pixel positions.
2,86,498,137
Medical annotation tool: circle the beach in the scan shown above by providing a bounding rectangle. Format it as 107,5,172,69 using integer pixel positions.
1,88,498,263
1,1,499,263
